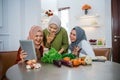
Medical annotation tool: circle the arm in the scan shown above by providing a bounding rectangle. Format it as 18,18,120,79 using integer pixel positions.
80,40,96,58
43,29,52,48
15,47,22,64
59,28,69,53
58,48,64,54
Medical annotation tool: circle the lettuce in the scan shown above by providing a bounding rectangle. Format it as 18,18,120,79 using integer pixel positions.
41,48,62,63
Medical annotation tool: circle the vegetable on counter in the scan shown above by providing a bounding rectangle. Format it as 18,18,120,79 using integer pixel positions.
53,60,62,67
63,57,71,61
60,60,73,67
71,59,81,66
41,48,92,68
62,53,76,59
41,48,62,63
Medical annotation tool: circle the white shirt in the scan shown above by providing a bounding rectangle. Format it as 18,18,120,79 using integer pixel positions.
78,40,96,59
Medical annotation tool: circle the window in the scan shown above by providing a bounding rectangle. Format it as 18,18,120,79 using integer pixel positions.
58,7,70,32
58,7,70,43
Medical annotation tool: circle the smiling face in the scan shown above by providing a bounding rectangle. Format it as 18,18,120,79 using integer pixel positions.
70,29,77,42
33,31,43,48
48,23,58,34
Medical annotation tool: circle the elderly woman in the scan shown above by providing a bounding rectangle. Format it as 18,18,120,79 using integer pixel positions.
16,25,44,63
69,26,95,59
43,15,69,54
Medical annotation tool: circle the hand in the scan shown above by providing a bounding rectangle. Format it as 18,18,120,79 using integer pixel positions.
58,48,64,54
72,46,80,56
20,50,27,62
47,33,55,44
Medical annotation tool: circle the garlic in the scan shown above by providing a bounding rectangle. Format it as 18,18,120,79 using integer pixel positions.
26,65,31,69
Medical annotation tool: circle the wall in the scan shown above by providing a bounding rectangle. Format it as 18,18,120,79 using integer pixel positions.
0,0,41,51
0,0,21,51
0,0,2,27
23,0,41,39
105,0,112,47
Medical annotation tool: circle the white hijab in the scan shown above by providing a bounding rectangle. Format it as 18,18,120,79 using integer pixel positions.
48,15,61,34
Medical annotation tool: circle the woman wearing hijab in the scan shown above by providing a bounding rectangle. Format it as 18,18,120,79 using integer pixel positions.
43,15,69,54
69,26,95,59
16,25,44,63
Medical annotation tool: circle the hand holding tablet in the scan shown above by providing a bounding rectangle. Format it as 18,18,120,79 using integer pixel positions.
19,40,37,60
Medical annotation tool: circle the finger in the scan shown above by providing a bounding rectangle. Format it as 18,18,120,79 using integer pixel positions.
20,52,27,59
23,52,27,55
50,31,54,35
23,55,28,59
21,50,25,53
77,46,80,48
47,35,49,39
20,53,24,59
50,33,55,37
74,46,77,49
76,47,80,51
51,32,55,35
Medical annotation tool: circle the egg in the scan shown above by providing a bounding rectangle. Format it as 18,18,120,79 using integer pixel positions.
26,65,31,69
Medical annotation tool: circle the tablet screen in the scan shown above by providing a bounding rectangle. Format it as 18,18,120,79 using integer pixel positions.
19,40,37,60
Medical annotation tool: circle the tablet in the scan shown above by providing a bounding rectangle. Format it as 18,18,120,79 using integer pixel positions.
19,40,37,60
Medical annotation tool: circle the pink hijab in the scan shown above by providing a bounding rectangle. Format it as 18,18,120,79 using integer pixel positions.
28,25,43,40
